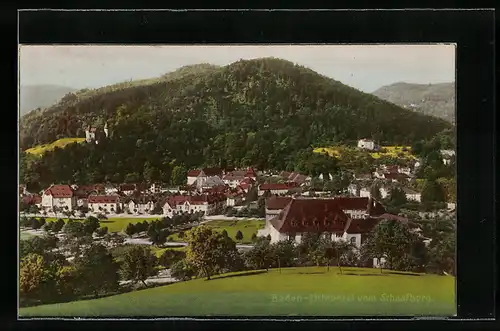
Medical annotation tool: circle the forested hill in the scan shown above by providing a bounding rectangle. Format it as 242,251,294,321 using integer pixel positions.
19,58,452,189
372,82,455,124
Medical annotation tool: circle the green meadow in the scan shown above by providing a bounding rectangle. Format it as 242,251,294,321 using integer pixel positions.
19,267,456,317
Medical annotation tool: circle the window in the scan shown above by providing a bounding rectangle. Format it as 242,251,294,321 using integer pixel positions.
350,237,357,245
288,233,296,240
291,220,298,227
313,218,320,227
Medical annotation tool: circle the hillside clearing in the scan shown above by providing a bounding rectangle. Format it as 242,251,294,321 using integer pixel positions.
19,267,456,317
313,145,415,160
25,138,86,155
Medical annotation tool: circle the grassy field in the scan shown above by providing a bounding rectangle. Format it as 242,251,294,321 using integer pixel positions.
30,217,160,233
169,219,265,244
150,246,186,257
25,138,86,156
313,145,415,160
18,267,456,317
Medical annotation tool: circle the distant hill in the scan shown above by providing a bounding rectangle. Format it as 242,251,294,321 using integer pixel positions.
19,58,451,188
372,82,455,123
20,85,77,116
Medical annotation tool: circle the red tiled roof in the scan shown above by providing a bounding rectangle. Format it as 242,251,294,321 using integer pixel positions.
259,183,296,191
187,170,201,177
88,195,120,203
347,218,383,233
266,196,293,210
222,175,245,181
241,177,255,184
201,167,223,177
44,185,74,198
384,173,409,181
270,198,350,234
119,184,136,191
245,168,257,177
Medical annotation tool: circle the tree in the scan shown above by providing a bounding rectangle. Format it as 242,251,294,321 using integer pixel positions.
170,259,196,281
83,216,100,235
243,237,273,271
74,243,120,298
171,165,187,186
388,186,408,207
370,181,382,200
159,249,186,268
120,246,158,287
31,217,42,230
178,231,185,239
360,219,419,273
269,239,296,271
42,222,53,233
421,180,446,204
20,254,51,299
95,226,108,237
251,233,257,242
125,223,137,237
235,230,243,241
52,218,65,233
185,225,239,280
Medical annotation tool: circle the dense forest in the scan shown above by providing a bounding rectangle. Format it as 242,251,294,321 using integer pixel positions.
19,58,452,190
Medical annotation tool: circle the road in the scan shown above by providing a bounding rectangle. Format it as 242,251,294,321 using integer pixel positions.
21,213,264,221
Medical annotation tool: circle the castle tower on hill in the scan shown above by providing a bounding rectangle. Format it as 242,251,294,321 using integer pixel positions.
85,123,109,144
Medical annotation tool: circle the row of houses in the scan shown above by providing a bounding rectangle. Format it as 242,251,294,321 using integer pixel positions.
21,182,247,217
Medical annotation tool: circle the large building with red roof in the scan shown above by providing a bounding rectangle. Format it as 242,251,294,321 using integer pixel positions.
41,184,77,211
258,196,411,248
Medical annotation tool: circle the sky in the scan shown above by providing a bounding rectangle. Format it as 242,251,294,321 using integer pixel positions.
19,44,455,93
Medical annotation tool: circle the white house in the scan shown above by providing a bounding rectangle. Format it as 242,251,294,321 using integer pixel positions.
126,199,155,215
161,194,224,218
440,149,455,165
402,187,422,202
88,195,120,214
357,139,376,151
104,184,119,195
226,192,244,207
119,184,136,196
379,186,390,199
360,187,371,198
41,185,77,212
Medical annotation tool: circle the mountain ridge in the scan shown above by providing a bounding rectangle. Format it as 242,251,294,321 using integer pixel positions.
19,84,78,116
19,58,452,188
372,82,455,123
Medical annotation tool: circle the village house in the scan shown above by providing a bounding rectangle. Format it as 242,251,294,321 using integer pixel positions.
104,183,119,195
119,184,137,196
41,184,77,212
187,167,223,186
226,192,244,207
353,173,373,181
222,167,257,188
348,184,371,198
357,138,376,151
88,195,120,214
402,187,422,202
161,193,225,217
258,183,298,196
238,177,255,193
124,197,156,215
440,149,455,165
279,171,311,187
